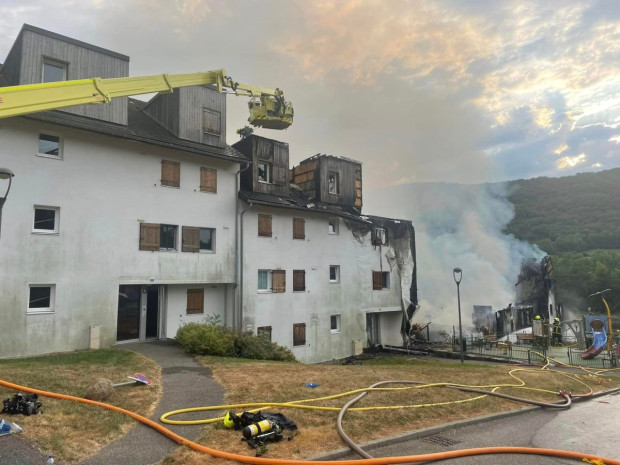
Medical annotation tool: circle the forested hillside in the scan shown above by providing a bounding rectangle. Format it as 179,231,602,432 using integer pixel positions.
505,168,620,315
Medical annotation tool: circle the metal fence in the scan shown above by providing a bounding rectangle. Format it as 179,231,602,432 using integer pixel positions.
566,347,617,368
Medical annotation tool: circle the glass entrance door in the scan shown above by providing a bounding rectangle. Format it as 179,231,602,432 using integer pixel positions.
117,285,159,342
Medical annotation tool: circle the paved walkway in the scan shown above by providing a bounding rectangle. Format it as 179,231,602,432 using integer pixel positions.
0,340,225,465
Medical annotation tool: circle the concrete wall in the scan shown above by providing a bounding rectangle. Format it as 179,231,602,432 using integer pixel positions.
241,206,404,363
0,117,238,357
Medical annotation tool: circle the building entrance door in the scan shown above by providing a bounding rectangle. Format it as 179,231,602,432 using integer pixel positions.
117,285,159,342
366,313,380,347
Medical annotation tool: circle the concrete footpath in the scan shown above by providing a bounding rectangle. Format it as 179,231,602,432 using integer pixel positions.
0,340,225,465
313,389,620,464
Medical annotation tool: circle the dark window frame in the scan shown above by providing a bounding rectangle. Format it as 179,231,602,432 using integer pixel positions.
293,323,306,346
293,270,306,292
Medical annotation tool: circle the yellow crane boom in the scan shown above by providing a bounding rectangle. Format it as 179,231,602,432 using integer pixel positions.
0,69,293,129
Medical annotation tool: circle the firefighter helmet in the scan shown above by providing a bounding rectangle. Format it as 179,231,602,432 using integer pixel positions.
535,315,541,320
224,411,235,429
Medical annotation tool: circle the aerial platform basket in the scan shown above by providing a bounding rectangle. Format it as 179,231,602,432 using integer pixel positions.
248,95,294,130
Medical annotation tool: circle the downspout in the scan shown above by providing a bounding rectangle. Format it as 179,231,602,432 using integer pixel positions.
233,161,250,330
238,202,253,332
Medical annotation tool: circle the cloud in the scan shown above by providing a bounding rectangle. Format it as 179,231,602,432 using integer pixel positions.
557,153,587,169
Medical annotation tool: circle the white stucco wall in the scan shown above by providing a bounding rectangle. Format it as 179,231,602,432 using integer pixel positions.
241,206,404,363
0,118,238,357
166,284,228,338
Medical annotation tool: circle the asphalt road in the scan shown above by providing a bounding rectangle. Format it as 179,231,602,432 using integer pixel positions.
323,390,620,464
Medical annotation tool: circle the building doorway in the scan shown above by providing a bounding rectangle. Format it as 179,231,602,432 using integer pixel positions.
117,285,159,342
366,313,380,347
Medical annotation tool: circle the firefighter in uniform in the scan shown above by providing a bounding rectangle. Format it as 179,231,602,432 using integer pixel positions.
552,317,562,346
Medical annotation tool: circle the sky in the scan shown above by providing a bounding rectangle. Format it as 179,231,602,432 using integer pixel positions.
1,0,618,326
1,0,619,190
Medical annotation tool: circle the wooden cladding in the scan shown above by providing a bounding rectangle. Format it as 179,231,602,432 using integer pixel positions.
139,223,160,251
372,271,383,290
293,270,306,291
293,323,306,346
200,167,217,193
202,108,221,136
258,214,272,237
186,288,204,314
182,226,200,252
271,270,286,293
293,218,305,239
161,160,180,187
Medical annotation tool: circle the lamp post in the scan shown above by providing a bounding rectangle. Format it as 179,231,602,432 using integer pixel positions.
453,267,464,363
0,168,15,240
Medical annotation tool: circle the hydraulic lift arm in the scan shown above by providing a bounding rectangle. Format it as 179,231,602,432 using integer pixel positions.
0,69,293,129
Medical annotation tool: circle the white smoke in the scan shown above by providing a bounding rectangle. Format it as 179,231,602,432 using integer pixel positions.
364,182,545,329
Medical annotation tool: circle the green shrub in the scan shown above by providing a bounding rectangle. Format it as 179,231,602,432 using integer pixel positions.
175,322,235,356
233,331,296,361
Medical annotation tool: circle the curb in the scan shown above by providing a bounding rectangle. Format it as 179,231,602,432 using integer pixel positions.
308,387,620,461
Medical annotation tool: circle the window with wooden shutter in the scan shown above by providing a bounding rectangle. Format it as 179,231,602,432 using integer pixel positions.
271,270,286,293
182,226,200,252
186,289,204,314
203,108,221,136
257,326,272,342
139,223,160,251
293,323,306,346
258,214,272,237
293,218,305,239
293,270,305,291
372,271,383,290
200,167,217,193
161,160,180,187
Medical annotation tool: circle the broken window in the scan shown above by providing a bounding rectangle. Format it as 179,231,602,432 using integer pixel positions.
328,171,339,194
330,314,341,333
257,326,272,342
161,160,180,187
293,270,306,291
272,270,286,293
372,271,390,290
328,217,339,234
293,323,306,346
330,265,340,283
186,289,204,315
38,133,62,158
258,214,272,237
258,162,272,183
293,218,305,239
42,58,67,83
372,227,387,246
28,285,55,313
33,206,59,233
200,167,217,193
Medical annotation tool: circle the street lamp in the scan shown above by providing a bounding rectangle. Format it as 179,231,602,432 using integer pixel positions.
0,168,15,240
453,267,464,363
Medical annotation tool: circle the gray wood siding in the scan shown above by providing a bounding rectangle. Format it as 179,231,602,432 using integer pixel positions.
18,29,129,125
233,135,289,196
0,32,23,86
179,86,226,148
319,157,360,206
142,92,180,137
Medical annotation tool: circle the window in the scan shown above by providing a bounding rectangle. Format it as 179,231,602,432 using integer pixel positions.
33,206,59,234
258,162,272,183
139,223,178,251
372,271,390,290
272,270,286,293
182,226,215,252
328,171,339,194
42,58,67,83
293,218,305,240
28,285,55,313
258,214,272,237
161,160,180,187
372,227,387,245
38,133,62,158
293,270,306,291
329,265,340,283
331,314,341,334
200,167,217,193
257,326,272,342
186,289,204,314
328,218,339,235
258,270,271,292
293,323,306,346
203,108,221,136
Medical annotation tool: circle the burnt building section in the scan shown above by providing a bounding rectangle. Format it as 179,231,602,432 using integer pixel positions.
290,154,363,210
515,256,560,320
236,135,290,197
495,303,535,337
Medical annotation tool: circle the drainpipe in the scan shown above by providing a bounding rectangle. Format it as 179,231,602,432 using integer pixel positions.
233,162,250,330
238,201,253,332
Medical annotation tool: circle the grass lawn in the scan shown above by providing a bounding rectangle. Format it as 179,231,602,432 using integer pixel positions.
0,349,161,463
158,354,620,464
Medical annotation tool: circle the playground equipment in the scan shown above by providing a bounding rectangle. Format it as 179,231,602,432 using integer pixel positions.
581,290,615,361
